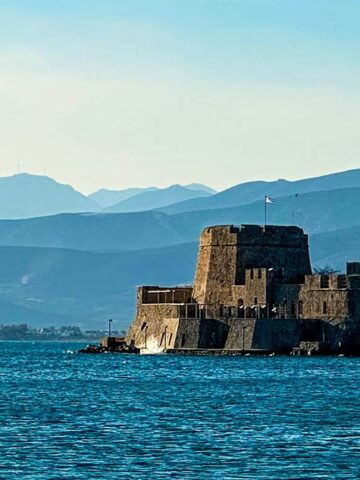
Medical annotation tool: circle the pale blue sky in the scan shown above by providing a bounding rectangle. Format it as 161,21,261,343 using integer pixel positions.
0,0,359,192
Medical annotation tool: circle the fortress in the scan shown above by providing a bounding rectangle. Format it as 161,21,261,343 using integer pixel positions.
126,225,360,355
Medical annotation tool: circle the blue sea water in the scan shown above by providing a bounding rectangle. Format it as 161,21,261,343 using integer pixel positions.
1,342,360,479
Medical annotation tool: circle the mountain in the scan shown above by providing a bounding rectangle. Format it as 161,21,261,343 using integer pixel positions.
0,243,198,329
170,186,360,237
0,224,359,329
89,187,158,208
159,168,360,214
0,187,359,251
0,173,99,219
0,211,186,251
104,184,212,213
310,225,360,271
89,184,215,208
184,183,217,194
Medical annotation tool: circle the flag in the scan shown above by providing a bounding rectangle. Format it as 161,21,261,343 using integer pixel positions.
265,196,274,204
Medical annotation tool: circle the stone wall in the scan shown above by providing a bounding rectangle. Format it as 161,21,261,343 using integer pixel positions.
193,224,311,308
126,303,181,352
300,274,349,322
138,286,193,304
193,226,238,306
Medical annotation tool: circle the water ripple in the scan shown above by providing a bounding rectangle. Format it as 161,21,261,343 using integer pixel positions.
1,342,360,479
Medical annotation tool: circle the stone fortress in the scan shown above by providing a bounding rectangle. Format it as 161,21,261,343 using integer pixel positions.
126,225,360,355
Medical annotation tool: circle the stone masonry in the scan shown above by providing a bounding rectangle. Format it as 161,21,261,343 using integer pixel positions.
126,224,360,355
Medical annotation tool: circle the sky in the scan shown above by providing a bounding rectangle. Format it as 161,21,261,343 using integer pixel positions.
0,0,359,193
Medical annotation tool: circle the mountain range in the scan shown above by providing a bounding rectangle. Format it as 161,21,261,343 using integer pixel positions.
0,168,359,329
0,174,216,219
158,168,360,214
103,184,212,213
0,185,358,251
0,225,358,330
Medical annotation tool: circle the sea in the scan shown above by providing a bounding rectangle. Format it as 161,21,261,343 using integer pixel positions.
1,342,360,479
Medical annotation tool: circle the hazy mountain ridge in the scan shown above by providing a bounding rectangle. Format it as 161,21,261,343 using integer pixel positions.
159,168,360,214
0,224,358,328
0,173,99,219
0,243,198,328
0,168,359,329
103,184,212,213
0,186,359,251
89,183,215,209
89,187,158,208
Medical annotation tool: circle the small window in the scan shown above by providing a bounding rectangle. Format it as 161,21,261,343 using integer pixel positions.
258,269,262,279
238,298,244,307
298,300,303,315
254,297,258,305
337,276,347,289
323,301,327,314
291,301,296,315
320,276,329,288
250,269,254,280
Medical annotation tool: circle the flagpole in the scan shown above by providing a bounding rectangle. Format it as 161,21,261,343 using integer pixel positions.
264,195,267,226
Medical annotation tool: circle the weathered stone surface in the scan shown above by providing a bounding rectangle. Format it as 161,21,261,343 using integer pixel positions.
126,224,360,355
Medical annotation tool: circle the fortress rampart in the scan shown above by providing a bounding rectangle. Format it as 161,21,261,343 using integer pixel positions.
126,225,360,355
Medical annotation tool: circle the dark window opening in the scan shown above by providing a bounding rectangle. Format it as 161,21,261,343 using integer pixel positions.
254,297,258,305
337,276,347,289
320,275,329,288
291,301,296,316
250,269,254,280
258,269,262,279
323,301,328,314
298,301,303,315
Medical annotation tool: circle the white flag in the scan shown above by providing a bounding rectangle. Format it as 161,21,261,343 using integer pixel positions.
265,196,274,204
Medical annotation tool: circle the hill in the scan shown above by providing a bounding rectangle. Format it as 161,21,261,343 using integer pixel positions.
0,173,98,219
184,183,217,194
0,187,359,251
171,186,360,237
104,184,212,213
89,187,158,208
0,223,359,329
310,225,360,270
159,168,360,214
0,211,186,251
0,243,198,329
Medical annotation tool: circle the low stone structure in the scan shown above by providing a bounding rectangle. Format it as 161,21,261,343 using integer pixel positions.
126,225,360,355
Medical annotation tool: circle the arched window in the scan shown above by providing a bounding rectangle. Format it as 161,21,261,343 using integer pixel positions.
323,301,327,314
238,298,244,307
254,297,258,305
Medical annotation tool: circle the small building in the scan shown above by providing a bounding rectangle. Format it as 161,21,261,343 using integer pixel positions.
126,225,360,354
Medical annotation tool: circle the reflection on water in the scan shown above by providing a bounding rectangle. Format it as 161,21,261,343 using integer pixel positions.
1,342,360,479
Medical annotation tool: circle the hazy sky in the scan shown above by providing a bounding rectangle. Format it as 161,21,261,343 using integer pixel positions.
0,0,359,193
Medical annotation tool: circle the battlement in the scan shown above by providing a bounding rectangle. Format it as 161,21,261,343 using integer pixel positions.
138,286,193,305
194,224,311,305
199,224,308,247
127,223,360,355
